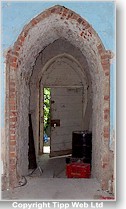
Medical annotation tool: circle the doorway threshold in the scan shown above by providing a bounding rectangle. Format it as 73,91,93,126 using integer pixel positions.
43,146,50,154
50,154,71,159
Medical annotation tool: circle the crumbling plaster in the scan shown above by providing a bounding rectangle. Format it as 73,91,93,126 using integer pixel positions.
17,16,104,179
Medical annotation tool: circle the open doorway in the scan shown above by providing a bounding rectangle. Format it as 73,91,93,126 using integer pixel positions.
39,85,86,178
43,87,51,154
39,84,84,157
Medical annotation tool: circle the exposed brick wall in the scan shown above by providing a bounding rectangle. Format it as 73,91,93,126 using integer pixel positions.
6,5,106,69
4,5,114,191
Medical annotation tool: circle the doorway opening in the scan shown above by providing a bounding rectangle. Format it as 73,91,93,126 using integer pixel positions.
40,82,85,156
39,84,86,178
43,87,51,154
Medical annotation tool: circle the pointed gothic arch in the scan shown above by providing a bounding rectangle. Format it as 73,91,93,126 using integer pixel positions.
5,5,113,190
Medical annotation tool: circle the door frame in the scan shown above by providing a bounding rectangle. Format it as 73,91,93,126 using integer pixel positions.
39,81,44,155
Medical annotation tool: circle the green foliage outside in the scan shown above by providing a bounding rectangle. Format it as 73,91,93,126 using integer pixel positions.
44,88,51,134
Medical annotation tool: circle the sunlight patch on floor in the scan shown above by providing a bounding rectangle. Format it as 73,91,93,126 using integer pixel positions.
43,146,50,153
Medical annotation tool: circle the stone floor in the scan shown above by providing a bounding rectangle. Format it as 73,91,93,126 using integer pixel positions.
2,154,114,200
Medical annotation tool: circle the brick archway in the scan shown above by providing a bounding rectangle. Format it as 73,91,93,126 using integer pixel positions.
5,5,113,190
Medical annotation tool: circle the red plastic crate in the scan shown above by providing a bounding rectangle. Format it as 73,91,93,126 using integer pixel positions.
66,162,91,178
